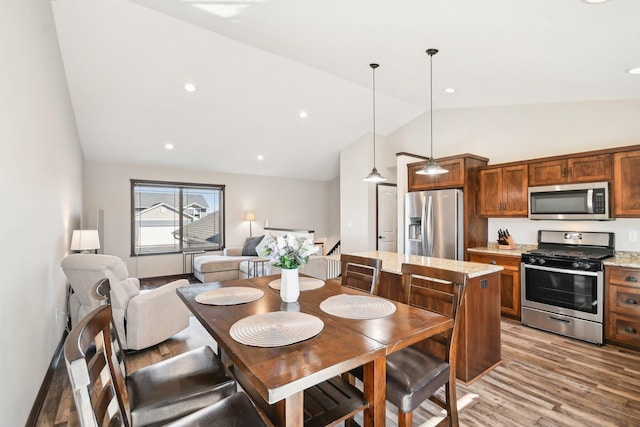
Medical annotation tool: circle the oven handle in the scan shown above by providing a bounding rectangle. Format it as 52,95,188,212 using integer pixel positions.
522,263,599,277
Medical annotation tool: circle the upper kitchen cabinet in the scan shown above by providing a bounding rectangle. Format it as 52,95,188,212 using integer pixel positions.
407,157,465,191
614,149,640,216
528,154,612,186
478,164,528,217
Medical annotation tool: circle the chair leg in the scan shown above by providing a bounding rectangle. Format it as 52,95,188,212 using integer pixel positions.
444,380,459,427
398,409,413,427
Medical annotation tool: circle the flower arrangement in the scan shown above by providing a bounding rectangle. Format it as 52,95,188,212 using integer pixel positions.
262,233,318,270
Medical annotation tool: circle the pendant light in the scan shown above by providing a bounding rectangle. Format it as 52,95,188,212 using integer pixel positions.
416,49,448,175
363,63,387,182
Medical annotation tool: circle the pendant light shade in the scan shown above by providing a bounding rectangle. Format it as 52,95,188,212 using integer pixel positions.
416,49,448,176
363,63,387,182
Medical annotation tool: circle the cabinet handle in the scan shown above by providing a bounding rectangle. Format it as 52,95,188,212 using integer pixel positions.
625,276,638,283
625,326,637,334
489,260,497,265
561,168,565,177
567,168,572,177
624,298,638,305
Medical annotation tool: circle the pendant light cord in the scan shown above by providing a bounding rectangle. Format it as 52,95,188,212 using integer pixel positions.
372,64,377,168
429,51,434,158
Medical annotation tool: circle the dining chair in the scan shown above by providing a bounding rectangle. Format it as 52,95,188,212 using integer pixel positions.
349,263,467,427
391,263,467,427
85,278,241,426
339,254,382,294
64,303,267,427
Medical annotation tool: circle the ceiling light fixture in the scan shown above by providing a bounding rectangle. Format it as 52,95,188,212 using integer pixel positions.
627,67,640,75
417,49,448,176
299,111,308,118
444,87,456,93
165,143,174,150
184,83,196,92
257,154,264,160
581,0,609,4
363,63,387,183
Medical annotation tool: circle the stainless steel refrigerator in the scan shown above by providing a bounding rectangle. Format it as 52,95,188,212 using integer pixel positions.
405,189,464,259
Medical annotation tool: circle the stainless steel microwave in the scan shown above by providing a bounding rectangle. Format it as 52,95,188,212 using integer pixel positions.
528,181,611,220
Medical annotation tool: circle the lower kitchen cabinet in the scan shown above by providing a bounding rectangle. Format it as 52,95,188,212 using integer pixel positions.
605,265,640,349
469,252,521,320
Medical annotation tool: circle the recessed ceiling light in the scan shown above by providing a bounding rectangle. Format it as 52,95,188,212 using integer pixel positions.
581,0,609,3
627,67,640,75
184,83,196,92
165,143,174,150
444,88,456,93
257,155,264,161
299,111,308,118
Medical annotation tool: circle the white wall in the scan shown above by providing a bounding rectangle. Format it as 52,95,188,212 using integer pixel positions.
0,3,84,425
83,161,337,277
386,100,640,252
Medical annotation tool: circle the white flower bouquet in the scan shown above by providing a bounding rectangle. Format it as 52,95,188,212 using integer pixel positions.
262,233,318,270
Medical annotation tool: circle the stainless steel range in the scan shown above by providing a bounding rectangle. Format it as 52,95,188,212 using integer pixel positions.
521,230,615,345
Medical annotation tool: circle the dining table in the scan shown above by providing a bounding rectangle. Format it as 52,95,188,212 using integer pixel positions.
177,274,455,427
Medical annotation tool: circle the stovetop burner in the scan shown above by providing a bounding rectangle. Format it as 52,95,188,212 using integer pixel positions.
521,230,615,270
524,248,612,261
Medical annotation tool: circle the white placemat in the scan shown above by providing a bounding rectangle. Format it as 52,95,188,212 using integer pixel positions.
195,287,264,306
230,311,324,347
320,294,397,319
268,277,325,291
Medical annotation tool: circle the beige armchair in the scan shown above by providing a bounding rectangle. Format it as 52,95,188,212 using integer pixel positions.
61,254,190,350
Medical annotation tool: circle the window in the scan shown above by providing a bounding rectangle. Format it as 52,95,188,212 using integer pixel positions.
131,180,225,256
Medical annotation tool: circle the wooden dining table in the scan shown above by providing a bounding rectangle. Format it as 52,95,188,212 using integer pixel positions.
177,275,454,427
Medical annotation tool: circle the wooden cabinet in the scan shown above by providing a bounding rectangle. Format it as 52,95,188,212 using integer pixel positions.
606,266,640,349
614,150,640,216
528,154,612,186
407,158,464,191
468,252,521,319
478,165,528,217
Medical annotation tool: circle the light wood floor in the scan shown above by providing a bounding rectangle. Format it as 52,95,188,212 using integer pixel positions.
36,318,640,427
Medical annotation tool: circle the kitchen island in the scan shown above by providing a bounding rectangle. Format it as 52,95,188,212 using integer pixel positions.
341,251,503,383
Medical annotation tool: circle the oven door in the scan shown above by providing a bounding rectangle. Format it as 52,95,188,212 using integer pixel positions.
521,263,603,323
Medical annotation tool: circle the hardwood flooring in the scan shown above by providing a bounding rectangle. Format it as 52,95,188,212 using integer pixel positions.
36,318,640,426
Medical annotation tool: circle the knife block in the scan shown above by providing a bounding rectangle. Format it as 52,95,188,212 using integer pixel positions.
498,235,516,250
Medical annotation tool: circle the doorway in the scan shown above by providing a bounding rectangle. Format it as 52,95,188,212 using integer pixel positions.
377,184,397,251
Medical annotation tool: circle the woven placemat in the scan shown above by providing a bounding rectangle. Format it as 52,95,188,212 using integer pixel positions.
230,311,324,347
195,287,264,306
269,277,325,291
319,294,397,319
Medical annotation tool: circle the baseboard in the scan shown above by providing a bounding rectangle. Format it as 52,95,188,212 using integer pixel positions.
25,330,67,427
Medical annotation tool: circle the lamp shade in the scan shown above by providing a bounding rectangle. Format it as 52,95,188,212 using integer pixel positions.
245,212,256,221
70,230,100,251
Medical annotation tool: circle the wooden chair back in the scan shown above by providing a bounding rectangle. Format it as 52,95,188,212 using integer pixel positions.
401,263,467,362
89,278,128,378
340,254,382,294
64,304,130,427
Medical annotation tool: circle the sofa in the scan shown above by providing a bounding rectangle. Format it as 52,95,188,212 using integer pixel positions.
193,235,328,282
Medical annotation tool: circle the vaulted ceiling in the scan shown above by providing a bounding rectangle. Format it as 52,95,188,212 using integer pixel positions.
51,0,640,181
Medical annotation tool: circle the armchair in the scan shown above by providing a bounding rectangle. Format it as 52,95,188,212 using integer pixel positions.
61,254,190,350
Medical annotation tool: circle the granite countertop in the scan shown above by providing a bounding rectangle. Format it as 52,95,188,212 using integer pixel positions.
344,251,503,278
467,243,537,258
465,245,640,269
603,252,640,269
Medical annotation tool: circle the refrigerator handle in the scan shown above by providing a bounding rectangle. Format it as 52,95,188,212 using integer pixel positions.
424,195,434,256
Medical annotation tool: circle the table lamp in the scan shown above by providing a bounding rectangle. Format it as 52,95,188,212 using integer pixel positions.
70,230,100,253
245,212,256,237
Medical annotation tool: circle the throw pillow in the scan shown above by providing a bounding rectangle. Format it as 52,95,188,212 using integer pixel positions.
255,236,269,257
242,235,265,256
